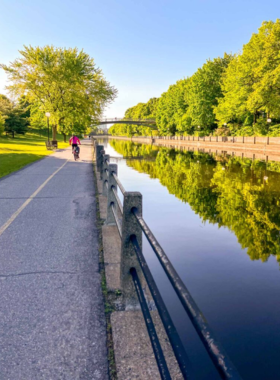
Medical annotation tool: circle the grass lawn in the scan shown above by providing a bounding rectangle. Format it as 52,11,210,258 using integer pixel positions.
0,130,69,179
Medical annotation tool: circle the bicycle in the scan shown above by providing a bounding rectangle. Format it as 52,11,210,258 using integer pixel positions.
72,145,80,161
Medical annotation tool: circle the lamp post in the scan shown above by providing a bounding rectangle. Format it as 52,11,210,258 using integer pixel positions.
45,112,51,142
267,118,271,134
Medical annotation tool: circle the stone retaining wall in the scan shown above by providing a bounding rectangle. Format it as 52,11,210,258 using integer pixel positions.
104,135,280,161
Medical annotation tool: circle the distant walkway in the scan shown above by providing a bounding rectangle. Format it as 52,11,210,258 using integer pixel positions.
0,140,108,379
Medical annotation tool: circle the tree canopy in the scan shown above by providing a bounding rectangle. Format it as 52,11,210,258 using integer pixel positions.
215,20,280,135
110,20,280,138
1,45,117,138
186,54,233,134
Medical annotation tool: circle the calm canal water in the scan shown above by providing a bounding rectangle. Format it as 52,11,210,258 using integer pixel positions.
101,138,280,380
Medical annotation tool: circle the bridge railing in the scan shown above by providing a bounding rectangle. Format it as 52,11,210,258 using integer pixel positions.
99,117,156,123
94,140,242,380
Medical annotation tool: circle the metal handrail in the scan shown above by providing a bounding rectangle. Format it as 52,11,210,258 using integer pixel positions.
112,172,126,195
110,203,122,237
130,267,172,380
132,208,241,380
112,186,123,214
131,235,191,379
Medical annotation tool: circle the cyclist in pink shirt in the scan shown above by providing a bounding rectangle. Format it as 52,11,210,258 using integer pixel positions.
69,135,81,157
69,135,81,149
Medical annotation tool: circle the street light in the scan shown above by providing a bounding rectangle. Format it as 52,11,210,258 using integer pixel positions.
267,118,272,134
45,112,51,142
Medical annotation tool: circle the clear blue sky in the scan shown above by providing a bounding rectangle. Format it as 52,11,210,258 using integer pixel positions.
0,0,279,117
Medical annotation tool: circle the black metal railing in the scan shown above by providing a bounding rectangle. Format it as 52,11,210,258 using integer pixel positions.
94,140,242,380
130,267,172,380
110,202,122,237
112,172,125,195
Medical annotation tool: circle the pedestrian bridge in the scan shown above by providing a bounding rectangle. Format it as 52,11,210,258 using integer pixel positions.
97,118,156,126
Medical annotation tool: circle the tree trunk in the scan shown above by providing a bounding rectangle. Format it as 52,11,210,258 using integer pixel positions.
62,132,66,143
254,112,257,124
52,125,57,141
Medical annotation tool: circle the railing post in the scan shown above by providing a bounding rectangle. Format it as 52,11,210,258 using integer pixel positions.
100,153,104,180
96,145,104,173
93,140,98,158
106,164,118,225
92,139,97,155
121,192,143,306
103,154,110,196
100,150,105,180
94,139,98,150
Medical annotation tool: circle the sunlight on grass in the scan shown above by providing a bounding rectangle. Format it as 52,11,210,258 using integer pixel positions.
0,132,69,178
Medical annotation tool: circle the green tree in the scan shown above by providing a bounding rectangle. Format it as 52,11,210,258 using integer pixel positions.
215,20,280,130
156,79,190,136
124,97,158,120
1,45,117,139
186,54,232,134
0,94,28,137
111,20,280,138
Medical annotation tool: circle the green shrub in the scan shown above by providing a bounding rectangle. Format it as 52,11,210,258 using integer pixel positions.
254,119,270,135
268,124,280,137
214,127,231,136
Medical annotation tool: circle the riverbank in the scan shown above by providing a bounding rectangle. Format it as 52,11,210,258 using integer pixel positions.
103,135,280,162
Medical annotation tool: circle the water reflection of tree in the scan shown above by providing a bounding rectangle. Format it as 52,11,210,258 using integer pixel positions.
110,140,280,263
110,140,158,158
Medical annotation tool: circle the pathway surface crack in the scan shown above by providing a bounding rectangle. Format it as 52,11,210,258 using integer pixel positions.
0,270,85,279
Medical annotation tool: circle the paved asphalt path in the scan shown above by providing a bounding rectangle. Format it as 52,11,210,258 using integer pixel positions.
0,140,108,379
